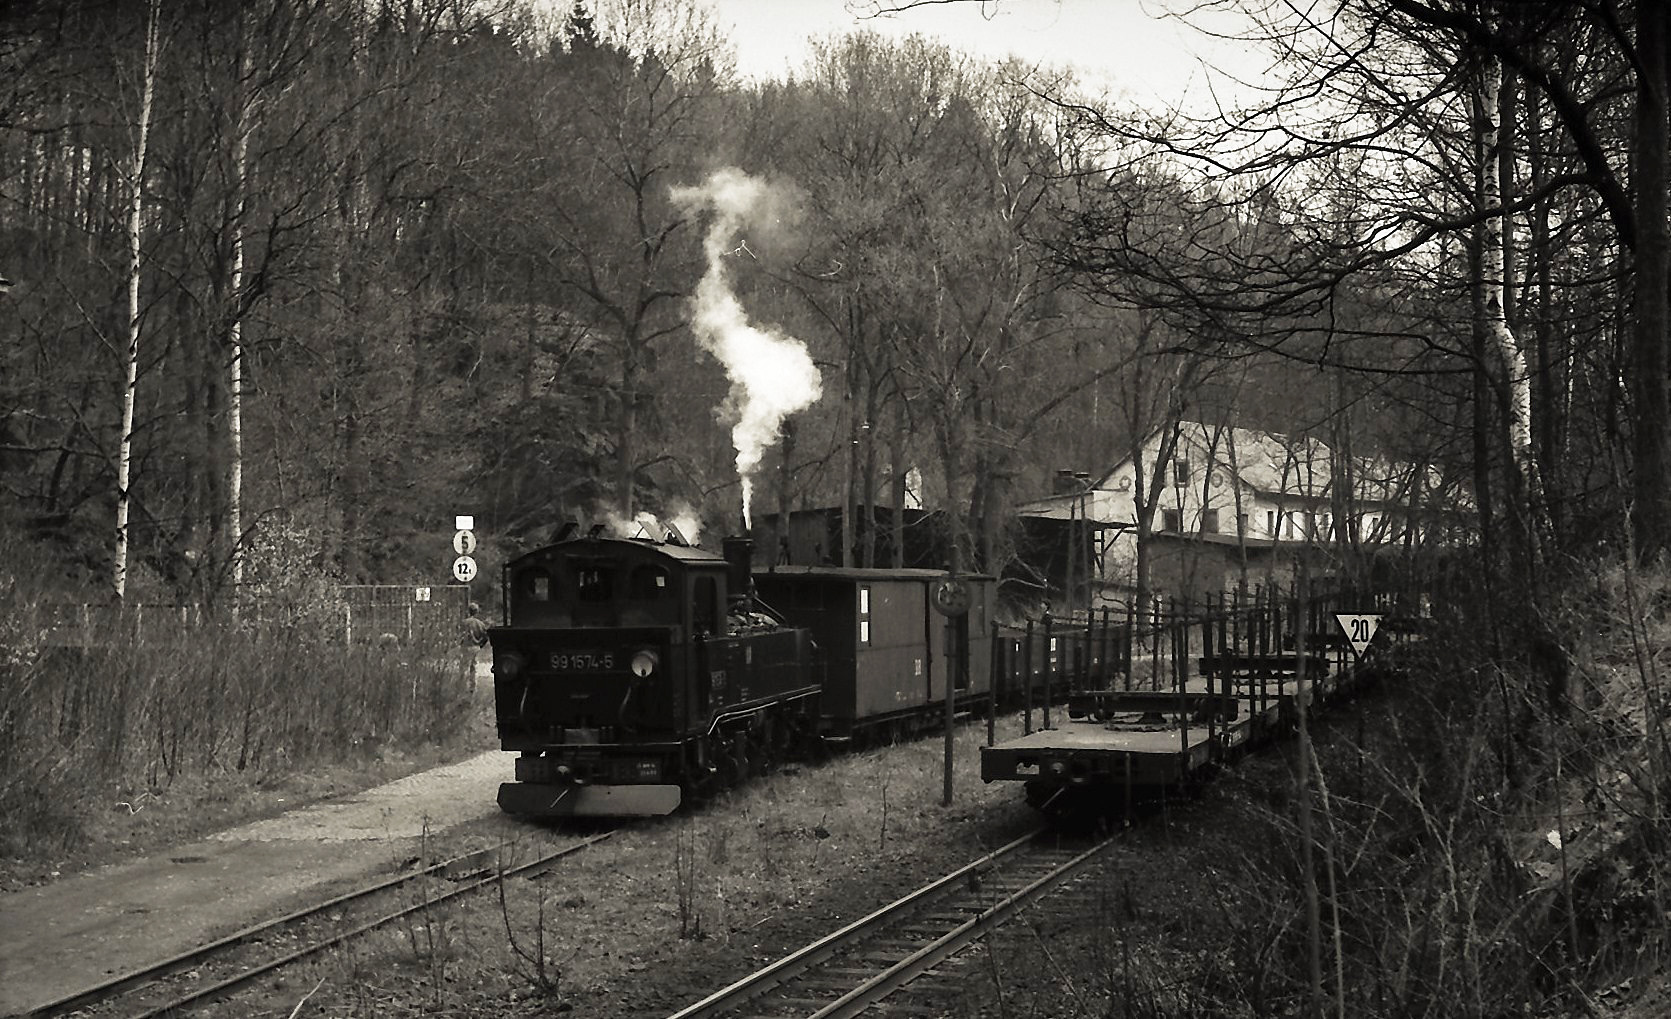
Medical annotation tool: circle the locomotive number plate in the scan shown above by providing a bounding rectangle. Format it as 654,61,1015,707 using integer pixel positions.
550,650,615,671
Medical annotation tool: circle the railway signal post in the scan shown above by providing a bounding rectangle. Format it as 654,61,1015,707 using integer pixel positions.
932,575,971,806
452,515,478,585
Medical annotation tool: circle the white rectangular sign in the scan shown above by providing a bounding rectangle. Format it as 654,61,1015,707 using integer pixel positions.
455,515,474,531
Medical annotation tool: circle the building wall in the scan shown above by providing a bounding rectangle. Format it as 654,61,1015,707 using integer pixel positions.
1074,420,1455,605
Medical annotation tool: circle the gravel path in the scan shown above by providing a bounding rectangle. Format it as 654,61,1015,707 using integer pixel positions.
0,749,518,1016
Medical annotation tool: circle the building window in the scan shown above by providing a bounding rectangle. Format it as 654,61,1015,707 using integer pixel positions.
1237,512,1249,537
1265,510,1276,536
1173,458,1190,486
1201,508,1220,533
858,584,871,645
1162,508,1182,532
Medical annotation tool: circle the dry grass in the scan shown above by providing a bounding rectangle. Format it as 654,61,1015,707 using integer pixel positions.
257,716,1042,1016
942,557,1671,1019
0,587,488,886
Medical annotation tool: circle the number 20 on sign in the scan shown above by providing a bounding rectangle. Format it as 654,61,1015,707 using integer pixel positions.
1334,613,1382,657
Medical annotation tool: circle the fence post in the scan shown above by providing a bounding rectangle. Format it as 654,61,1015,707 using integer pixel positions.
1174,597,1188,758
1082,612,1094,688
988,621,999,746
1023,620,1034,735
1150,597,1162,692
1042,614,1054,731
1123,600,1134,690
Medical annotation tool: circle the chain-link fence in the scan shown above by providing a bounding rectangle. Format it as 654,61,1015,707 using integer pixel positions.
38,585,473,648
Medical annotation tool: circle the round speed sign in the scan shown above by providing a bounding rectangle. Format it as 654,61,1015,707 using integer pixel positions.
451,555,478,583
930,576,971,617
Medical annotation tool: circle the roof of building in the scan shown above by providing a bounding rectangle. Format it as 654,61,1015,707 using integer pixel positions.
1025,419,1452,513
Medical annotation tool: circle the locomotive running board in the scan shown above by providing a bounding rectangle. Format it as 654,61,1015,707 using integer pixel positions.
498,782,682,817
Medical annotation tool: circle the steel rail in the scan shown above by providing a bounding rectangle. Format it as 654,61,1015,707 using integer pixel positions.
27,829,614,1019
122,828,615,1019
26,841,510,1019
663,827,1047,1019
808,833,1118,1018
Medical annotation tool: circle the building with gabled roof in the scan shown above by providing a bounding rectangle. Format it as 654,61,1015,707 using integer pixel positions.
1016,419,1467,609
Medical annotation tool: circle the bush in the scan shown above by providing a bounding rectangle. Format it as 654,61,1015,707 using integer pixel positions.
0,594,475,862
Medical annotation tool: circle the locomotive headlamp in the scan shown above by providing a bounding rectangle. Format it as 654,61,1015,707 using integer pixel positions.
630,649,659,677
494,651,526,680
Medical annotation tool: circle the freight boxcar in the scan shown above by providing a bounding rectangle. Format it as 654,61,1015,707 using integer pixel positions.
751,567,995,742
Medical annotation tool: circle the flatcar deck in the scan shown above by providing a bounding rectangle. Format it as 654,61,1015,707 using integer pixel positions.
980,719,1220,788
981,651,1374,806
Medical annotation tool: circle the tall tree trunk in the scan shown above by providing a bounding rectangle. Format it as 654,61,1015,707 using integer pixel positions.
890,396,907,569
227,15,250,597
938,417,965,574
1526,81,1565,539
617,332,641,520
114,0,161,601
841,300,861,566
776,419,795,564
1479,55,1542,569
1632,1,1671,561
862,378,879,567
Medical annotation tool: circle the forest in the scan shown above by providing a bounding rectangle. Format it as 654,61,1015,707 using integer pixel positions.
4,4,1671,1014
5,0,1648,609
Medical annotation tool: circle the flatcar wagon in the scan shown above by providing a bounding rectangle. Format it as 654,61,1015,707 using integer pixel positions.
979,586,1419,815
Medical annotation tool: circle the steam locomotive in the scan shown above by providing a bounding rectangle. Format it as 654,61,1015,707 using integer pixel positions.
488,525,993,817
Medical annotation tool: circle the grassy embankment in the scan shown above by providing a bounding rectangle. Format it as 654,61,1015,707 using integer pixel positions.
972,557,1671,1019
0,579,485,887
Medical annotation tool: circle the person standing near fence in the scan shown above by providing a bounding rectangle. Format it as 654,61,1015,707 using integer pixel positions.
461,602,489,648
460,602,489,698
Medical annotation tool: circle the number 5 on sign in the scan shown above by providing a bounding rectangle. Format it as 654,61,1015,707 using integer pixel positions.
452,555,478,583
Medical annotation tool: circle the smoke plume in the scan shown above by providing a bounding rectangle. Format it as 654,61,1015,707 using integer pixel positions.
672,168,822,529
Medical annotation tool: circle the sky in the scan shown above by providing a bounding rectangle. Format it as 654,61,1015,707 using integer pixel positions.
706,0,1273,108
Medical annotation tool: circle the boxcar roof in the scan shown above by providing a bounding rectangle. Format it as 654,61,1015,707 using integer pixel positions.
756,565,993,582
509,536,726,567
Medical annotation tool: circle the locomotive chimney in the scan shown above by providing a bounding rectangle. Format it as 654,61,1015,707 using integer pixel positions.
722,536,755,610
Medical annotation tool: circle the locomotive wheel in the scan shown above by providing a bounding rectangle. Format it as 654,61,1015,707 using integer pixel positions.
716,732,748,789
748,729,776,777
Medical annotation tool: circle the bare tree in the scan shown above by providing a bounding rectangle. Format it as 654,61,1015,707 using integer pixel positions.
114,0,161,600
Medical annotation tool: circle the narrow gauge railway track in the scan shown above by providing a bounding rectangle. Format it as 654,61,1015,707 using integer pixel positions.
666,827,1117,1019
28,829,616,1019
